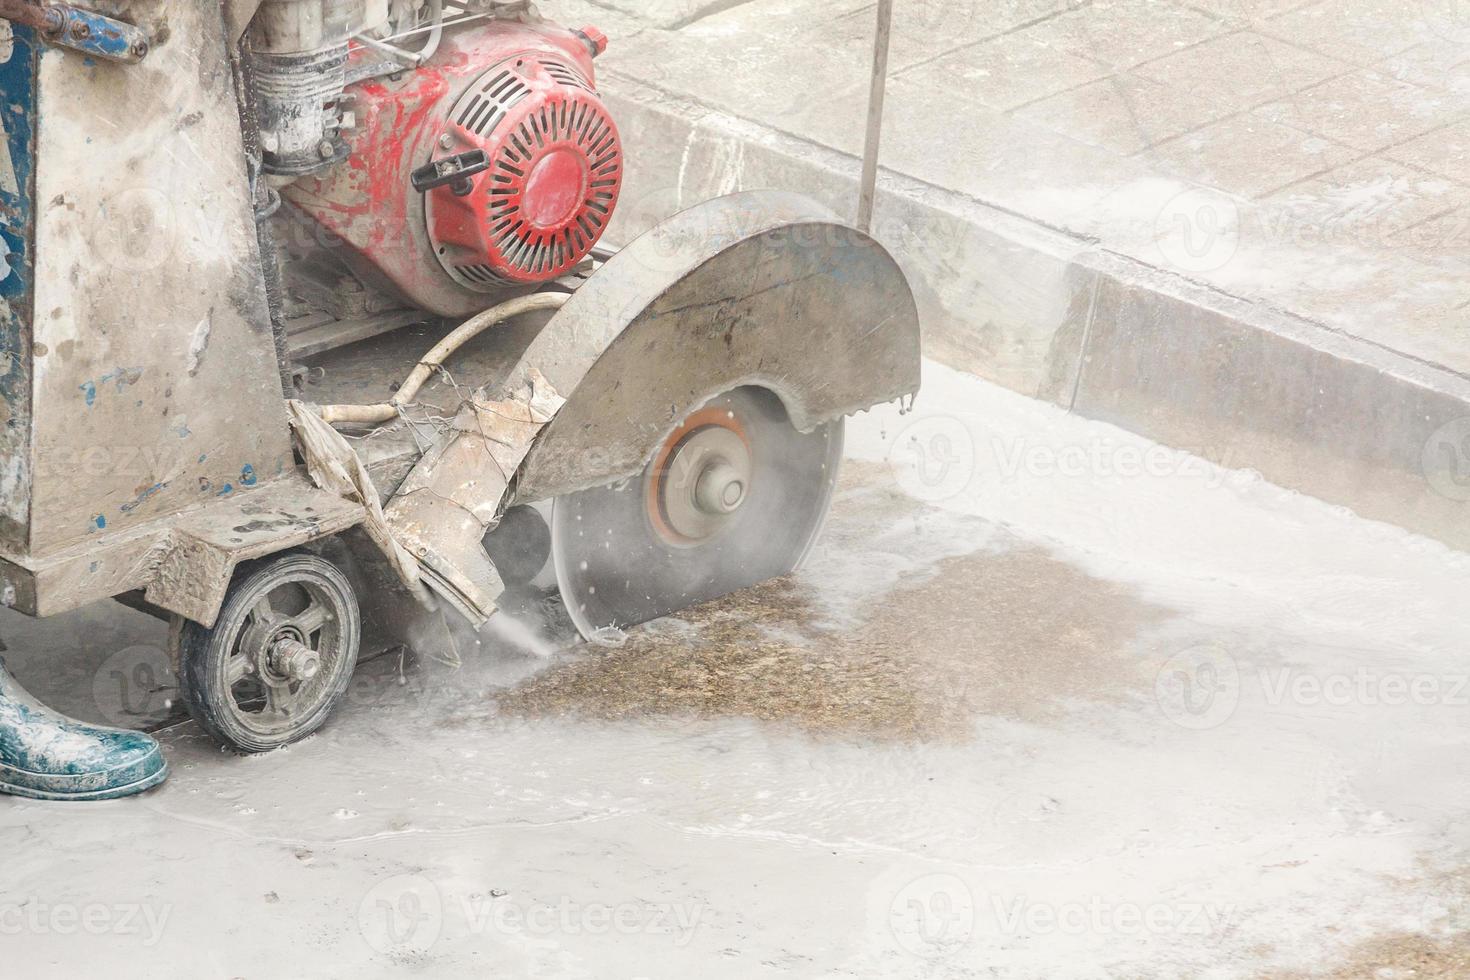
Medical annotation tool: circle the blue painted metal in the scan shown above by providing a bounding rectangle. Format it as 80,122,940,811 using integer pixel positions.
0,23,36,549
0,656,167,801
36,5,148,64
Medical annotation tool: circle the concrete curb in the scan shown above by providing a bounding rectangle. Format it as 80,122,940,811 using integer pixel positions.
603,72,1470,552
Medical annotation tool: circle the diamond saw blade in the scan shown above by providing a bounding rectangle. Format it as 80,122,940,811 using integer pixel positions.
551,386,843,640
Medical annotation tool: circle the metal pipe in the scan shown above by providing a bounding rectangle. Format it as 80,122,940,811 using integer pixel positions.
856,0,894,234
314,292,570,425
351,30,424,66
0,0,51,31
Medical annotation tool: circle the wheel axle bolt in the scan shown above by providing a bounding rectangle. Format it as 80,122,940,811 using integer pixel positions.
271,638,321,682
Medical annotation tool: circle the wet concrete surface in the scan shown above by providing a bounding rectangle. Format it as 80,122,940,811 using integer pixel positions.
5,362,1470,978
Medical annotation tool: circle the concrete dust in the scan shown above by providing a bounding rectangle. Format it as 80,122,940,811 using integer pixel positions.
494,541,1171,742
1273,935,1470,979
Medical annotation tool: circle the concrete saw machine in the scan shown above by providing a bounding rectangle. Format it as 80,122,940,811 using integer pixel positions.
0,0,918,798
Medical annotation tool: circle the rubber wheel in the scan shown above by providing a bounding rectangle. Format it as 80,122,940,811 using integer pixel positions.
178,552,360,753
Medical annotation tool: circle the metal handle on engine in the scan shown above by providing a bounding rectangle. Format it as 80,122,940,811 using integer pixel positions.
0,0,150,63
410,150,490,197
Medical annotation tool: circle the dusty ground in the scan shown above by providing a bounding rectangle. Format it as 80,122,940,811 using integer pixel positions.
498,470,1170,743
6,363,1470,978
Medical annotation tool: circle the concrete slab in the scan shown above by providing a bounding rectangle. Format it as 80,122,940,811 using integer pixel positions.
1380,38,1470,94
1259,156,1470,236
1148,111,1358,199
1018,72,1232,154
9,364,1470,977
1386,115,1470,182
909,32,1113,112
1023,0,1228,70
1255,67,1464,153
1260,0,1442,65
1130,30,1353,111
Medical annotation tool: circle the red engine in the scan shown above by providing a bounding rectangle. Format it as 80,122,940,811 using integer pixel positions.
283,21,622,316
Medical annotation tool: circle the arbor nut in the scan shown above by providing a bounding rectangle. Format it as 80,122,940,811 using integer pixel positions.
317,140,336,160
694,459,747,515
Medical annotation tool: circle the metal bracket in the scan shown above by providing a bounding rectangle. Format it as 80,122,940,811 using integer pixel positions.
0,0,150,63
411,150,490,196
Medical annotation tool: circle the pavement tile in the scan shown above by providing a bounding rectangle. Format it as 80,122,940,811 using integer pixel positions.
1179,0,1320,27
559,0,707,30
1258,156,1470,251
902,31,1114,112
815,0,1079,73
1375,41,1470,99
683,0,873,39
770,71,1171,233
1027,0,1229,69
611,24,873,131
1147,110,1358,198
1259,0,1440,65
538,0,661,39
1392,206,1470,255
1378,40,1470,96
1384,117,1470,185
1132,30,1353,113
1017,72,1231,153
1256,68,1464,152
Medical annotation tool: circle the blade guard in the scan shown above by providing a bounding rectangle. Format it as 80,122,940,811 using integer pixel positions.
507,189,922,504
382,190,921,622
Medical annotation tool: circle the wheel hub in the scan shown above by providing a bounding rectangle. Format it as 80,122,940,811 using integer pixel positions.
649,411,752,545
695,458,747,515
269,636,322,683
179,552,360,754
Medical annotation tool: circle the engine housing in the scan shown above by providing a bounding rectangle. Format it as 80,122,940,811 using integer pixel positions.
427,53,619,289
281,21,622,316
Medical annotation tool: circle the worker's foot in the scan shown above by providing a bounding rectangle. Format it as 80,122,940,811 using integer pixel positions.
0,656,167,801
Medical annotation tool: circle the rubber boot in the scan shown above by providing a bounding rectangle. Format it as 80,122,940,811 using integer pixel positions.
0,657,167,801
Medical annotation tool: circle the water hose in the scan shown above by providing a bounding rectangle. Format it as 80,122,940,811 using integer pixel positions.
313,292,569,426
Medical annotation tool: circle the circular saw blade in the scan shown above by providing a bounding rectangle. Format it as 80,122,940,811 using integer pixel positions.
551,387,843,640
